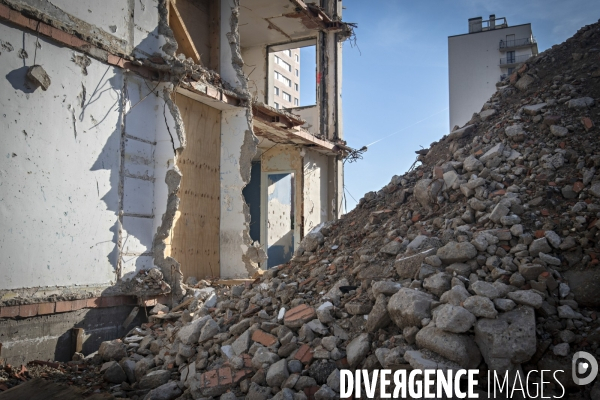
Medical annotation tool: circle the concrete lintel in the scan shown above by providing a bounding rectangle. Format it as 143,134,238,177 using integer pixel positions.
252,119,338,155
253,103,305,127
177,83,242,111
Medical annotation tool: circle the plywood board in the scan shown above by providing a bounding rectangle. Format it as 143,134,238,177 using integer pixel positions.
169,1,201,64
169,93,221,279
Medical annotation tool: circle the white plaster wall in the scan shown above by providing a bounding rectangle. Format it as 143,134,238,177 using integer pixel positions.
49,0,133,46
220,0,243,90
303,150,328,234
220,109,250,278
241,45,267,103
294,106,319,135
132,0,168,59
0,23,122,289
0,18,175,288
448,24,535,129
122,76,176,279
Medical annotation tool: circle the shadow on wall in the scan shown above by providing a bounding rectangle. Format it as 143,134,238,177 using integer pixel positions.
89,70,124,276
6,66,37,94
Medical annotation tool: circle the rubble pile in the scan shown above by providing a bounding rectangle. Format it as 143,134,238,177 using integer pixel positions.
118,268,172,296
4,20,600,400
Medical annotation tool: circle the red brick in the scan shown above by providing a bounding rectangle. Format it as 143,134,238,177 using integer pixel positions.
219,367,233,386
517,63,528,75
535,230,545,238
0,4,10,19
55,301,71,313
38,302,55,315
284,304,316,328
51,28,74,47
101,296,120,308
9,9,30,27
202,369,219,387
241,354,252,369
71,299,87,311
38,22,52,37
233,368,253,383
19,304,38,318
573,181,585,193
0,305,19,318
582,117,594,132
241,304,260,317
107,54,126,68
251,330,278,347
69,35,87,48
87,297,101,308
304,386,320,400
294,344,314,364
336,358,350,370
299,277,315,288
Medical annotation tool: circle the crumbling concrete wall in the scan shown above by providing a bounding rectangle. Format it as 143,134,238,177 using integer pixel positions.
217,0,259,278
241,45,267,103
0,0,182,296
0,305,144,364
303,150,329,233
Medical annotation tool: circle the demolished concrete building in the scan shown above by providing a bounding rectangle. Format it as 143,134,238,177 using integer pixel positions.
0,0,353,364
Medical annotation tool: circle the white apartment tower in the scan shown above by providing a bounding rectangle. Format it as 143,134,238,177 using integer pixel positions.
272,48,300,109
448,15,538,129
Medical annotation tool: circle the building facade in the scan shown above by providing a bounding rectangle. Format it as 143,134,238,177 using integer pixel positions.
0,0,352,364
448,15,538,129
272,48,300,109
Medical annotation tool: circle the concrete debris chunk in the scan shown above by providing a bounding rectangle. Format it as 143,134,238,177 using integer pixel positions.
26,65,51,90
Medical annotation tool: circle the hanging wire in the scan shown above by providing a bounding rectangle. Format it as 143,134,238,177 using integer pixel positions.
33,21,42,65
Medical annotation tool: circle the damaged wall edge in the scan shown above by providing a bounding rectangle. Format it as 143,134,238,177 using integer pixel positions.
219,0,263,278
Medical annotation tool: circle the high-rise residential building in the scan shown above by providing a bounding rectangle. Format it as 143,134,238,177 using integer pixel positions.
448,15,538,129
272,48,300,109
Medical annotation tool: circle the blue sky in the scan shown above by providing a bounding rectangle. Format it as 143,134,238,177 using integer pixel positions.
339,0,600,212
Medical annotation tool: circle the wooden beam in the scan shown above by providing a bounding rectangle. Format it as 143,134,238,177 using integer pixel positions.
122,307,139,329
71,328,84,355
169,1,201,64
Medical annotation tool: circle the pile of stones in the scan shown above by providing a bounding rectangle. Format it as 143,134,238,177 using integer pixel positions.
56,19,600,400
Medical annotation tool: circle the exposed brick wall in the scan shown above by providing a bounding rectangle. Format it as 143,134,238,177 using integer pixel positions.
0,296,138,319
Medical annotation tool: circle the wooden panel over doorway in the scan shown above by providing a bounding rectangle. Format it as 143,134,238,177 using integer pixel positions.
167,93,221,279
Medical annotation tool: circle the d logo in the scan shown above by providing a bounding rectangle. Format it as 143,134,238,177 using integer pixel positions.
572,351,598,386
